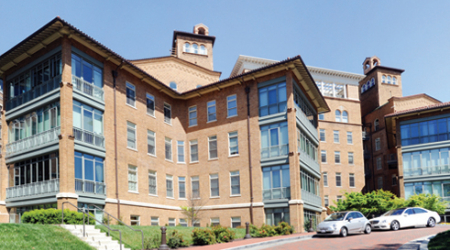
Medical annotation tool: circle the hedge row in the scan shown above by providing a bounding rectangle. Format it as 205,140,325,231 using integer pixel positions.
22,208,94,225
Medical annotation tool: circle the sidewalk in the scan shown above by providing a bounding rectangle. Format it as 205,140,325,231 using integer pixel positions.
397,234,436,250
187,232,316,250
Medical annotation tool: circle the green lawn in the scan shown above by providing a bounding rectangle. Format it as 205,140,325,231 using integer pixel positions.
97,225,246,250
0,224,95,250
428,229,450,250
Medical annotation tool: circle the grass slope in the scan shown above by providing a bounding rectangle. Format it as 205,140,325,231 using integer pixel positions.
428,229,450,250
97,225,246,250
0,224,95,250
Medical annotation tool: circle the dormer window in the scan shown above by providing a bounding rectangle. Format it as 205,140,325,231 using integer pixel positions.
192,44,198,54
170,82,177,90
184,43,191,53
200,45,206,55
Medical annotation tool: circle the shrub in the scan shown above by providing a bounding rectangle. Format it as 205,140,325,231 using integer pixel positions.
212,225,235,243
191,228,216,245
249,224,259,237
22,209,94,225
275,222,294,235
144,233,161,250
167,230,189,249
257,224,277,237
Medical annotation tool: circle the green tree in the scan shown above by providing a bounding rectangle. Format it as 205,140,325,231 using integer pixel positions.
404,194,447,215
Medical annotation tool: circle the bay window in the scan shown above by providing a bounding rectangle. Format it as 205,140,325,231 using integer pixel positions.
259,82,287,117
261,122,288,159
263,164,290,200
75,152,104,194
73,100,104,147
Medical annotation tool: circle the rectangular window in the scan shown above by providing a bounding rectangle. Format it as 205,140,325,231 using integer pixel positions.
179,218,188,227
127,121,136,150
319,113,324,120
378,176,383,189
189,106,197,127
192,176,200,198
178,177,186,199
164,103,171,124
210,174,219,197
151,217,159,226
231,217,241,228
348,152,354,165
337,195,342,203
262,165,290,200
230,171,240,196
207,100,217,122
148,171,157,196
128,165,138,192
323,172,328,187
375,138,381,151
335,151,341,164
208,135,218,160
165,137,172,161
324,195,329,206
347,132,353,144
130,215,140,226
168,218,176,227
336,173,341,187
320,129,326,142
166,175,173,198
227,95,237,117
190,140,198,162
146,93,155,116
228,131,239,156
259,82,287,117
261,122,289,159
211,218,220,227
349,173,355,188
376,157,382,170
126,82,136,107
147,130,156,156
333,130,339,143
321,150,327,163
392,175,397,186
177,141,185,163
74,152,104,192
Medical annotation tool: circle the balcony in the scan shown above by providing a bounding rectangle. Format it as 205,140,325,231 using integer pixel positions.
362,131,369,141
263,187,290,200
73,127,105,148
6,179,59,199
75,179,106,195
6,75,61,110
72,75,104,102
295,104,318,141
404,166,450,178
6,126,60,157
301,189,322,208
261,144,289,159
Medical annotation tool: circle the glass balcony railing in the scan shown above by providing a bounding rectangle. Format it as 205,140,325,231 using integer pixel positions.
6,126,60,157
72,75,104,101
75,179,106,195
301,189,322,207
263,187,290,200
404,165,450,177
6,75,61,110
261,144,289,159
6,179,59,199
73,127,105,148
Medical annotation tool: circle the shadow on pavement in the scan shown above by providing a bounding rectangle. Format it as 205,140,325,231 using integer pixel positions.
351,243,402,250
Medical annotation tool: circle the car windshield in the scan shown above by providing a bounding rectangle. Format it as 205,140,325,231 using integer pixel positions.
382,208,406,216
324,212,347,221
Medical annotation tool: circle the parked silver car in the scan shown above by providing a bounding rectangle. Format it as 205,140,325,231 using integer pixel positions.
316,211,372,237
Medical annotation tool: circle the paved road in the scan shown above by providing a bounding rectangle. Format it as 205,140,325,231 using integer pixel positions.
261,225,449,250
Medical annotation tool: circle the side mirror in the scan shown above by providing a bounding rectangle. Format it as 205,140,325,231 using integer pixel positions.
348,217,352,222
404,214,408,217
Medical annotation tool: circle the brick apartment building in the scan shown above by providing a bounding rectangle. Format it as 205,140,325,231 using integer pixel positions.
0,18,329,231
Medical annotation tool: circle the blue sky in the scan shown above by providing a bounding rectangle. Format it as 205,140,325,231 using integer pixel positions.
1,1,449,101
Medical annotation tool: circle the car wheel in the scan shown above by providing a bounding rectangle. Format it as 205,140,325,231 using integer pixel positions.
364,224,372,234
427,218,436,227
340,227,348,237
391,220,399,231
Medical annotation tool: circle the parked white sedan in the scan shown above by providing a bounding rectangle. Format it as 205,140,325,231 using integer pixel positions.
369,207,441,231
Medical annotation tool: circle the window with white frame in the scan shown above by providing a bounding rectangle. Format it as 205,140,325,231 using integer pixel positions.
165,137,172,161
128,165,138,192
374,119,379,131
130,215,140,226
320,129,326,142
337,195,342,203
227,95,237,117
377,157,382,170
192,176,200,198
126,82,136,107
342,111,348,123
348,152,354,165
151,216,159,226
208,135,218,159
211,218,220,227
189,106,197,127
146,93,155,116
147,130,155,156
228,131,239,156
333,130,339,143
335,151,341,164
177,141,185,163
210,174,219,197
347,132,353,144
349,173,355,188
231,217,241,228
166,175,173,198
148,171,157,196
319,113,325,120
164,103,171,124
335,110,341,122
127,121,136,149
336,173,342,187
192,44,198,54
378,176,383,189
178,177,186,199
184,42,191,53
190,139,198,162
199,45,207,55
179,218,188,227
230,171,240,196
375,138,381,151
321,150,327,163
323,172,328,186
324,195,329,206
207,100,216,122
168,218,176,227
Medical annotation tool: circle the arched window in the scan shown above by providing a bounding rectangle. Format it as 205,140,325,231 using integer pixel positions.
335,110,341,122
199,45,206,55
192,44,198,54
184,43,191,53
387,76,392,84
170,82,177,90
361,86,364,94
393,77,397,85
374,119,379,131
370,78,375,87
382,75,386,83
198,27,206,35
342,111,348,123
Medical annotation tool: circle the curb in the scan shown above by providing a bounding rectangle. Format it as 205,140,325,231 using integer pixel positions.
397,234,436,250
223,235,314,250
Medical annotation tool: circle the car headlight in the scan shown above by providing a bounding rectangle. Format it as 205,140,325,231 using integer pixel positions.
332,224,337,230
381,220,387,223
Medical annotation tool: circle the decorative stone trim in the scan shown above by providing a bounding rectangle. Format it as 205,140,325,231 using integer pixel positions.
56,193,79,199
288,199,304,205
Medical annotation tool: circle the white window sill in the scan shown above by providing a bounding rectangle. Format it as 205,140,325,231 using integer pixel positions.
190,161,199,164
149,194,158,197
126,104,137,110
165,122,173,126
179,198,187,200
334,142,340,144
210,196,220,199
148,153,156,158
127,147,138,152
228,154,239,158
227,114,238,119
230,195,241,197
320,141,326,143
189,124,198,128
347,143,353,145
147,113,156,119
165,159,174,163
128,191,139,194
166,197,175,200
350,187,355,188
177,162,186,165
207,120,217,124
208,158,218,161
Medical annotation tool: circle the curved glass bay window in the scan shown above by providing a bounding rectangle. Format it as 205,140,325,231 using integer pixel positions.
404,181,450,200
261,122,289,159
263,165,290,200
75,152,105,195
72,53,103,101
73,101,104,147
259,82,287,117
403,148,449,177
8,153,59,187
294,86,316,126
401,117,450,146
